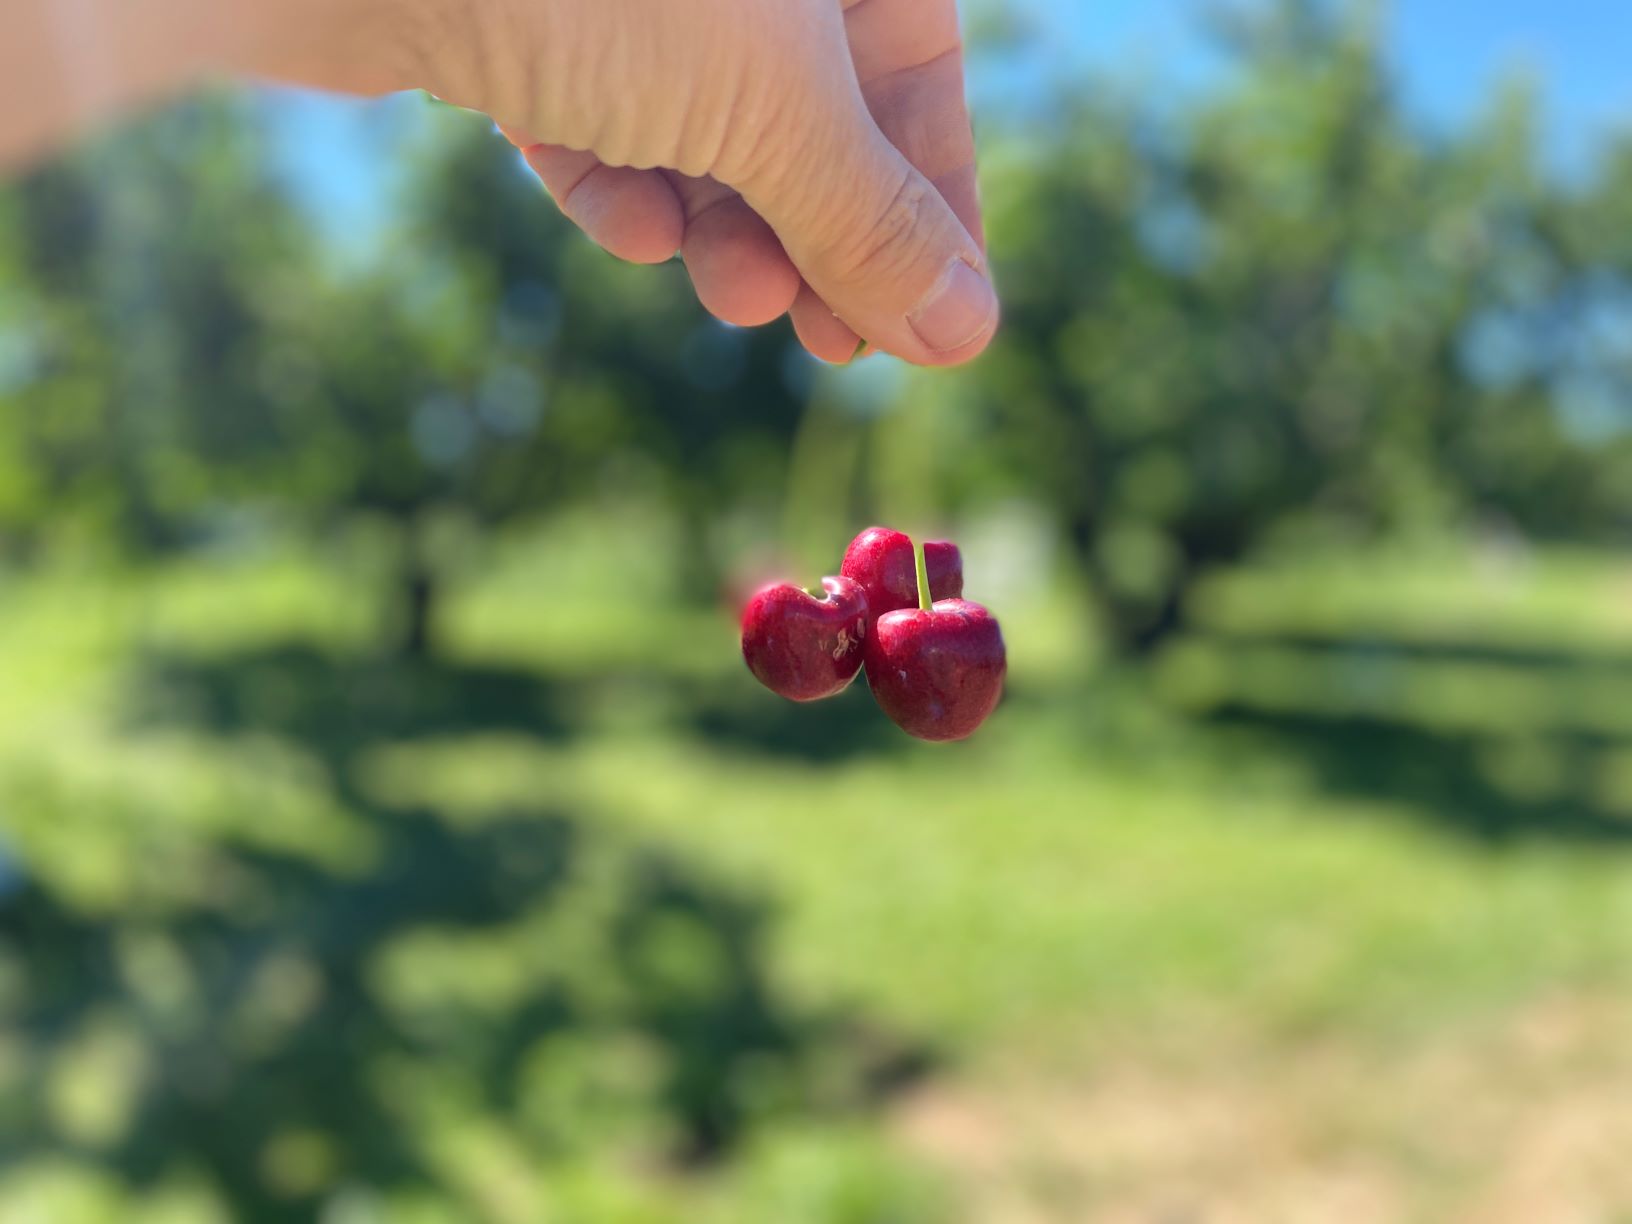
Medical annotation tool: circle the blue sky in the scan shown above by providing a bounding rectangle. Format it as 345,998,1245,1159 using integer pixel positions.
1372,0,1630,137
275,0,1632,240
1001,0,1629,150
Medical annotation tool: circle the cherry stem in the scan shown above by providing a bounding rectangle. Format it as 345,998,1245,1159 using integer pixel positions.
914,537,933,612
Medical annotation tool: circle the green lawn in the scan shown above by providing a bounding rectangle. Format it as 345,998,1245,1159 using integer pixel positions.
3,535,1631,1221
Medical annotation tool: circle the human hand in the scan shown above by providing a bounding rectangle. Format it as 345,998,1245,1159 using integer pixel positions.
14,0,996,367
340,0,997,366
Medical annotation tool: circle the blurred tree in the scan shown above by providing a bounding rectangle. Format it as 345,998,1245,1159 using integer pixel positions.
0,99,822,655
291,112,817,655
0,98,313,559
954,0,1632,650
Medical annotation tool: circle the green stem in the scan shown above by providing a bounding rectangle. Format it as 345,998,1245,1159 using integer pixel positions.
914,536,933,612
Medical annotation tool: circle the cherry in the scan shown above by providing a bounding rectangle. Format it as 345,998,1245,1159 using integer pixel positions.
863,540,1005,742
867,601,1006,741
840,527,962,628
740,576,869,702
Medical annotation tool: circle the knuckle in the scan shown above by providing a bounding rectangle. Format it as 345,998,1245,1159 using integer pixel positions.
827,171,935,286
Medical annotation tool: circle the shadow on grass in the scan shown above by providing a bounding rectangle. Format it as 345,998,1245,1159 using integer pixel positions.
1155,626,1632,846
129,644,914,769
125,644,573,782
682,676,910,764
0,643,934,1220
1208,711,1632,846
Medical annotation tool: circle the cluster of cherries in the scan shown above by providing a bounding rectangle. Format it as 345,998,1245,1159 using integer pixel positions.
740,527,1007,742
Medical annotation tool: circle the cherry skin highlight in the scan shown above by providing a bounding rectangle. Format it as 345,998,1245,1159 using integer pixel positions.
840,527,963,626
740,576,869,702
864,598,1006,742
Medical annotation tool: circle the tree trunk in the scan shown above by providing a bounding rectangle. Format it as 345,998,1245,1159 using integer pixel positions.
390,519,439,661
399,564,437,660
1122,579,1189,655
1068,513,1192,658
1084,564,1189,657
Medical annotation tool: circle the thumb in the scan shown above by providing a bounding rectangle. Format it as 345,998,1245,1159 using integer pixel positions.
726,30,998,366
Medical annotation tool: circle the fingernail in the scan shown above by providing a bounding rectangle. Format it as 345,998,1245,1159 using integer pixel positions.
908,259,998,354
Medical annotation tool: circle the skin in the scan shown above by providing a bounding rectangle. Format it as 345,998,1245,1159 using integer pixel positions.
741,576,869,702
7,0,996,368
864,598,1005,742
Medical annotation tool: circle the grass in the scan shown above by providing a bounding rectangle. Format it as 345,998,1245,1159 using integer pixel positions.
370,725,1632,1047
1188,541,1632,654
4,531,1632,1219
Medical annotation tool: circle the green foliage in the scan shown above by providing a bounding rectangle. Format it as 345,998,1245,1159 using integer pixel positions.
4,101,321,549
952,2,1632,647
1,98,817,653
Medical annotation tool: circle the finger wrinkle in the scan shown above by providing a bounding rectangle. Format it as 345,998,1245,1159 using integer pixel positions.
682,189,744,228
861,43,964,94
557,161,609,215
845,0,962,84
855,35,963,88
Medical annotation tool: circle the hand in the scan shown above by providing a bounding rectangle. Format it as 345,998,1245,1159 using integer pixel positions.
279,0,998,367
12,0,997,367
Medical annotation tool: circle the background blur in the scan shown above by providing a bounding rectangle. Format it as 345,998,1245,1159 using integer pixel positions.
3,0,1632,1219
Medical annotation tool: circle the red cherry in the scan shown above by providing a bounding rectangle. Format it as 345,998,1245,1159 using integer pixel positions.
840,527,963,627
864,598,1006,742
740,576,870,702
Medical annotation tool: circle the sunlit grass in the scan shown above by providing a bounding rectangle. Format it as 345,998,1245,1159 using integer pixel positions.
1190,542,1632,652
9,537,1632,1051
5,535,1632,1219
363,728,1632,1052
